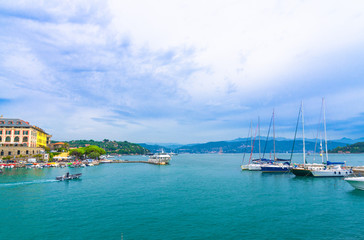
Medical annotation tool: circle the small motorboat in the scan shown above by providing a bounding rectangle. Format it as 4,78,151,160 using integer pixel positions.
0,169,3,174
56,172,82,181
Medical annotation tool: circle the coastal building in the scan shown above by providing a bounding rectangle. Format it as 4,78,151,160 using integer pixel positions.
49,142,66,150
0,116,51,159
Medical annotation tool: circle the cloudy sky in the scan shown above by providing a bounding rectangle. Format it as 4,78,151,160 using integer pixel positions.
1,0,364,144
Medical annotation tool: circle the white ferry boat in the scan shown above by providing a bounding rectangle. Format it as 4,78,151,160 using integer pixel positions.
148,151,171,165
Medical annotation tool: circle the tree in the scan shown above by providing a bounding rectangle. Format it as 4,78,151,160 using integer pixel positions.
88,151,100,159
69,148,85,158
63,143,70,150
84,145,106,156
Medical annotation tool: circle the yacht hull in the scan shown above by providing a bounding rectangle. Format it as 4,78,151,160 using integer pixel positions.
261,165,291,173
241,165,249,170
291,168,313,176
248,164,262,171
344,177,364,190
311,169,352,177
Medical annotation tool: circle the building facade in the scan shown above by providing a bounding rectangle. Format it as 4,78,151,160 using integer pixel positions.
0,117,52,158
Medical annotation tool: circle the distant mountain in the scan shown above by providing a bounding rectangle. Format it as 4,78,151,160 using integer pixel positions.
143,142,184,149
138,143,174,153
331,138,364,144
140,137,362,154
174,139,347,154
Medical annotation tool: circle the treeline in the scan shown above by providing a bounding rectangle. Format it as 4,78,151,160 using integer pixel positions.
63,139,149,155
330,142,364,153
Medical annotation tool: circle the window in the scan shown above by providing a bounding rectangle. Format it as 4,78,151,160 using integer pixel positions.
0,136,2,142
23,137,28,142
8,151,11,156
0,130,2,134
26,150,29,155
14,136,19,142
6,130,11,135
0,151,3,156
8,121,13,124
14,131,20,135
23,130,29,135
16,121,22,125
5,136,10,142
0,121,4,124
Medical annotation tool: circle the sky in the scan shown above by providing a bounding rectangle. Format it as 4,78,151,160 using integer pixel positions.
1,0,364,144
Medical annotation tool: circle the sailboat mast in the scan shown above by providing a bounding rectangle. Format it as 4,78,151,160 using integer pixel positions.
273,109,276,161
258,116,261,160
320,137,324,164
250,121,253,150
302,101,306,166
242,121,252,165
322,98,329,163
249,122,259,164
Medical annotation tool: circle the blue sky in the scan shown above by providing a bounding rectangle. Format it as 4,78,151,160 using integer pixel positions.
1,0,364,144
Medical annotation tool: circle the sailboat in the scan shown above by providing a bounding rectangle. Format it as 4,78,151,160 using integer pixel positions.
261,109,291,173
248,115,277,171
241,121,252,170
247,122,262,171
248,117,268,171
291,101,325,176
310,98,353,177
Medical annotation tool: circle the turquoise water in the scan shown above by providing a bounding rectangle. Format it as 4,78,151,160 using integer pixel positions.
1,153,364,240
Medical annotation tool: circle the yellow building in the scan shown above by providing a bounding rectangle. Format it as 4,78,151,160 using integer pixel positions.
34,126,48,148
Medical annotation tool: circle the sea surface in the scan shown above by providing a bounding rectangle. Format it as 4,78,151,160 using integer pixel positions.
1,153,364,240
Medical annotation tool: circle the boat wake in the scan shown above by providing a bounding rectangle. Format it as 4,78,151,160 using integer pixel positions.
0,179,58,187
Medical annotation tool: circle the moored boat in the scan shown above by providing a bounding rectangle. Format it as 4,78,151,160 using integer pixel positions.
261,161,292,173
311,162,352,177
291,164,325,177
148,151,171,165
241,164,249,170
248,163,262,171
344,177,364,190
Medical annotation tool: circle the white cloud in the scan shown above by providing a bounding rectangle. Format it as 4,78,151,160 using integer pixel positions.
1,0,364,142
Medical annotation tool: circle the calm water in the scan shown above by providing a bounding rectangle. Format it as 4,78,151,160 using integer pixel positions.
1,153,364,240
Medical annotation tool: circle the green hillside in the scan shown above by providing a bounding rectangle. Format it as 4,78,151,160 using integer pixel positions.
61,139,149,155
330,142,364,153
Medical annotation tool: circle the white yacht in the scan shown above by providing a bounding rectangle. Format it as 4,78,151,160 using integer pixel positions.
248,163,262,171
241,164,249,170
344,177,364,191
311,164,352,177
148,151,171,165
